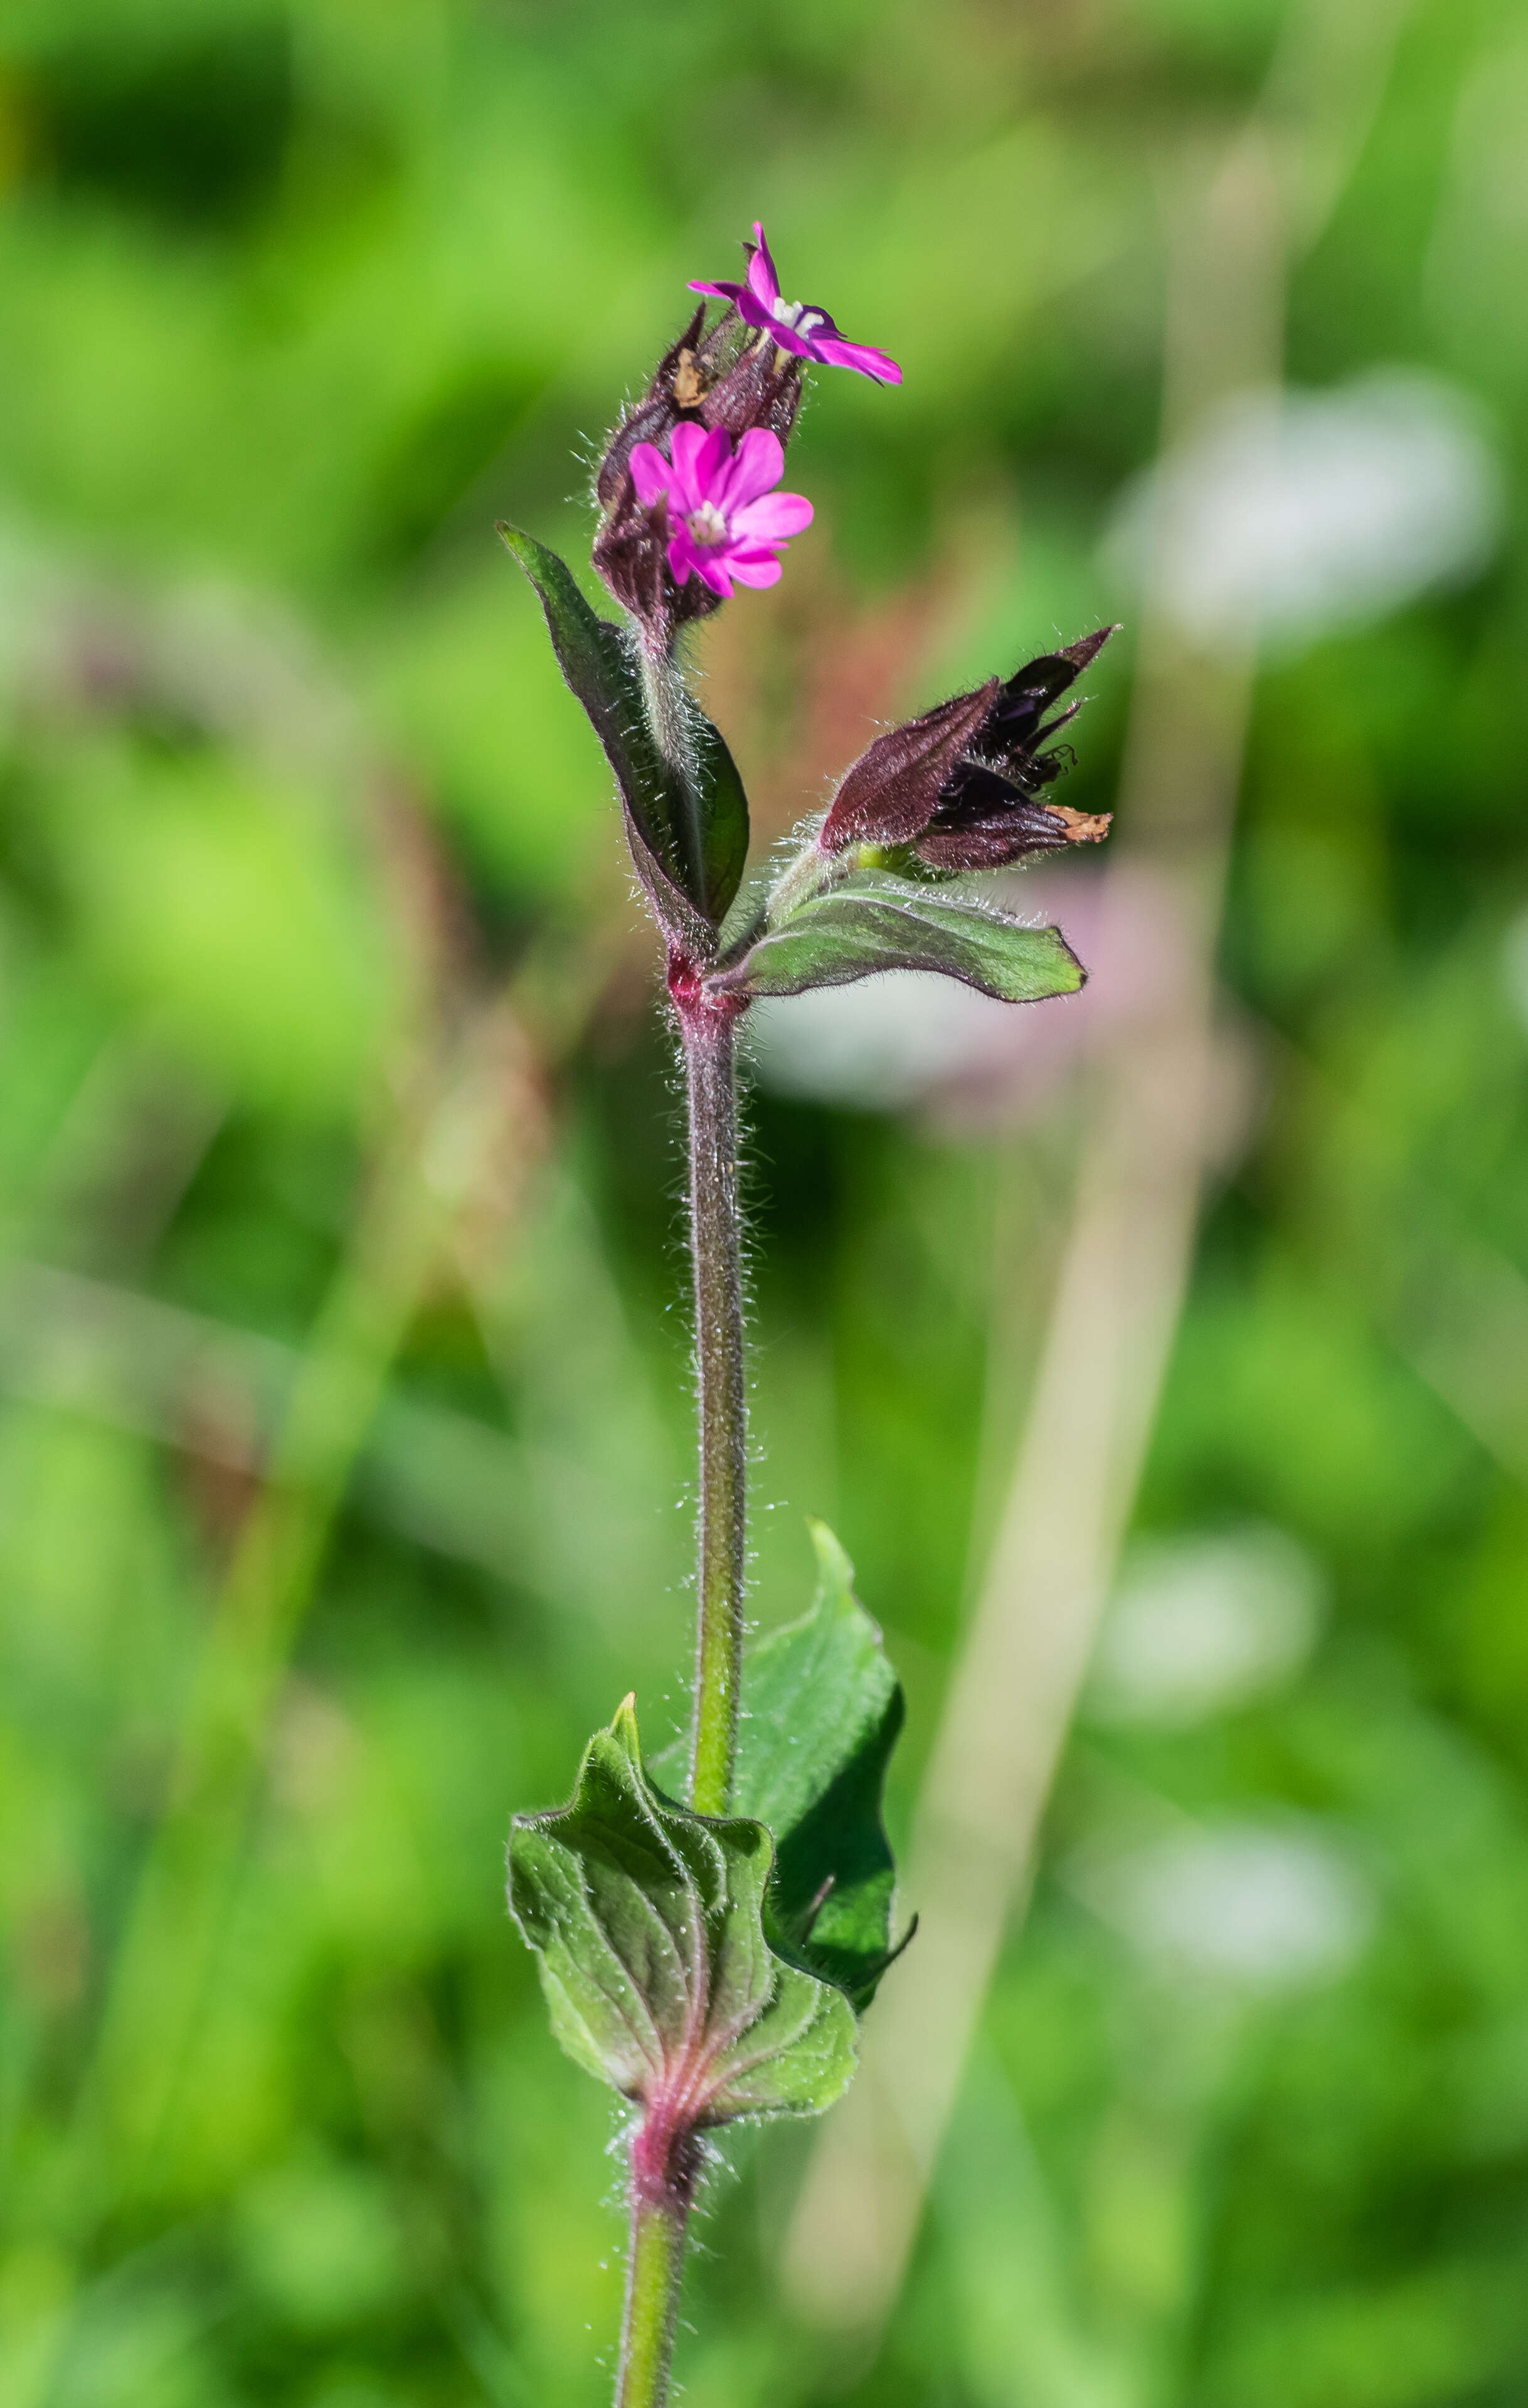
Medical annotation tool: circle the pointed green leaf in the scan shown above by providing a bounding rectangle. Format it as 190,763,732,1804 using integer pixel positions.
498,527,749,936
686,708,751,937
735,1523,910,2011
507,1699,855,2123
647,1524,912,2012
708,870,1085,1003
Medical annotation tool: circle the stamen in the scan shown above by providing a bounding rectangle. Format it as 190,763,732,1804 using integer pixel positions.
687,501,728,548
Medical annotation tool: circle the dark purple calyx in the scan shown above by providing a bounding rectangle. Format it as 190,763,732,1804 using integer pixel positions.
820,627,1118,871
819,681,1000,854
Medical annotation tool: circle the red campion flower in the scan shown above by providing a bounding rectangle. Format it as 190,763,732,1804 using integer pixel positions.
629,423,814,598
691,222,901,386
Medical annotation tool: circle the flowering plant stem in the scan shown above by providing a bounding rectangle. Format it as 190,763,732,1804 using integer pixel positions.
503,230,1102,2408
679,996,747,1817
607,993,745,2408
616,2189,691,2408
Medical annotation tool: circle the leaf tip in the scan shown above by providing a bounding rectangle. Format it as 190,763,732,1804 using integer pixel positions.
610,1692,642,1760
1054,927,1088,992
805,1516,857,1597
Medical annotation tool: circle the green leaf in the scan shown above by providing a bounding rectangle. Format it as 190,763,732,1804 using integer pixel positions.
735,1523,910,2012
507,1698,856,2124
497,527,749,936
647,1523,911,2012
709,869,1085,1003
684,706,751,939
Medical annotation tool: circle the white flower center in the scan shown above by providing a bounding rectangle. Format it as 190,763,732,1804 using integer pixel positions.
686,500,728,547
771,297,825,339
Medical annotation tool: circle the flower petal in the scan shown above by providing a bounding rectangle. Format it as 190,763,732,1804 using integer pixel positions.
694,552,735,596
810,335,903,385
724,551,784,589
720,426,786,510
747,223,781,310
688,278,746,302
667,420,716,512
733,490,812,542
629,442,672,507
666,528,699,585
693,425,735,507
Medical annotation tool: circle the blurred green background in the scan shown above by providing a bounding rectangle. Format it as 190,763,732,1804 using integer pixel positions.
1,1,1525,2405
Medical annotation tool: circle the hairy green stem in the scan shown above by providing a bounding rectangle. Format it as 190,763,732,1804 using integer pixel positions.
640,646,706,906
680,1001,748,1817
615,2186,691,2408
764,833,833,927
613,1000,745,2408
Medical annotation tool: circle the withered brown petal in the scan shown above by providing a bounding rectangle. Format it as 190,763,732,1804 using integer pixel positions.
1050,805,1112,843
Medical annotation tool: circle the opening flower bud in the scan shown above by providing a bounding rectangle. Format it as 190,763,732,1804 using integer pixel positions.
593,300,806,650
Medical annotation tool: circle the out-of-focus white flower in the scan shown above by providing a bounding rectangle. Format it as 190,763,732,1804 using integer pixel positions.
1068,1820,1373,1990
745,967,1022,1110
1103,369,1504,653
1086,1525,1324,1729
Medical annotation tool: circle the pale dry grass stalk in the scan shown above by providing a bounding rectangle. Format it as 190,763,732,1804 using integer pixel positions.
780,124,1287,2343
782,0,1422,2327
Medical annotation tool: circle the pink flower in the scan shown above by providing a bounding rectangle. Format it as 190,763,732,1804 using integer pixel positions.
629,421,814,598
690,222,902,387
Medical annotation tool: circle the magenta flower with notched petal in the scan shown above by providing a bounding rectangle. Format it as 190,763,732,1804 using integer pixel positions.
629,421,813,599
690,223,901,387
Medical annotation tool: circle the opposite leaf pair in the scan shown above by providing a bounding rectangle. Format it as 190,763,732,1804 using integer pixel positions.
507,1528,908,2160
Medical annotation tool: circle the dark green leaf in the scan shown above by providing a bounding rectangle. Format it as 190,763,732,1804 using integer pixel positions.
708,870,1085,1002
645,1525,911,2013
686,704,751,936
507,1698,856,2123
735,1523,910,2012
498,527,749,936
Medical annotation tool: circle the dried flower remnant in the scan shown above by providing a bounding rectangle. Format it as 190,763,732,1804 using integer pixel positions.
819,627,1118,870
629,425,813,599
691,222,903,386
